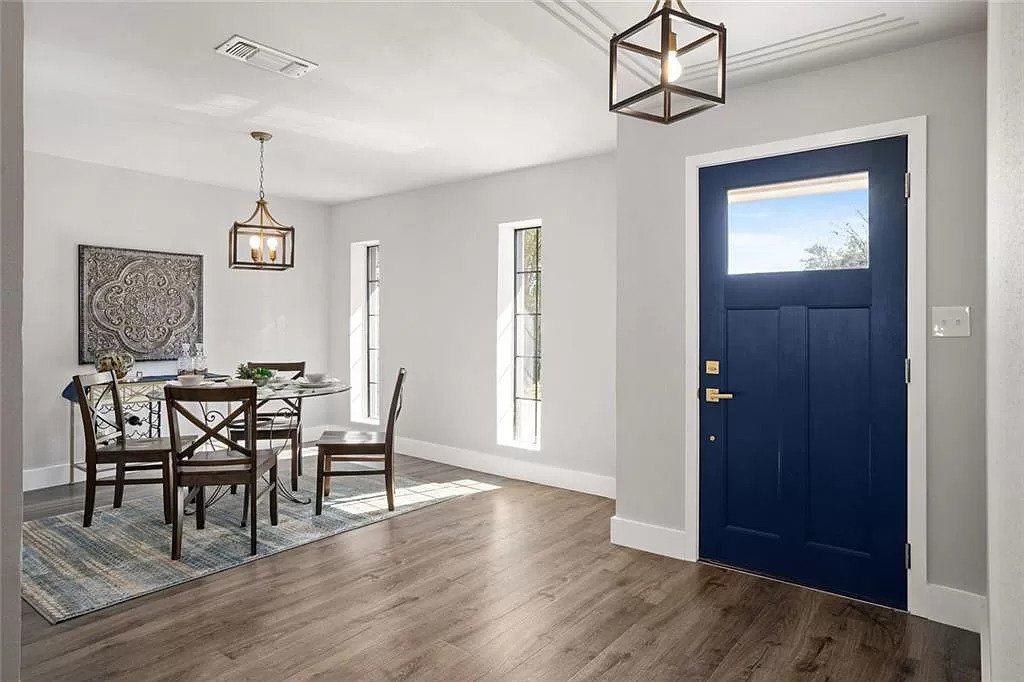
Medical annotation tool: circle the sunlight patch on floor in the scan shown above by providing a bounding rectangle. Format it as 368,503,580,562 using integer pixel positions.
323,479,500,514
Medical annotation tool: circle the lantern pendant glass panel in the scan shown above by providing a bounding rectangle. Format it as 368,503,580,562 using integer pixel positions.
610,2,726,124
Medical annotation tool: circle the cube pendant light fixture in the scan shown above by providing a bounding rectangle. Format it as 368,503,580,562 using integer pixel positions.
228,131,295,271
610,0,726,124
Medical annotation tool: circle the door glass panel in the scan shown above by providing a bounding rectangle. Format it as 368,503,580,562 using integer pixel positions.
727,171,869,275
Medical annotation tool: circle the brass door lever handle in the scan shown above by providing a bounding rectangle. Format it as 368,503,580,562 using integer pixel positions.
705,388,734,403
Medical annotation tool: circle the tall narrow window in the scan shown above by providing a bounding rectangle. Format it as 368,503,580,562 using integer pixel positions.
365,244,381,421
350,240,380,424
513,226,541,444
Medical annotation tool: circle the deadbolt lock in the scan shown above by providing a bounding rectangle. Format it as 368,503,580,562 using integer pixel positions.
705,360,720,375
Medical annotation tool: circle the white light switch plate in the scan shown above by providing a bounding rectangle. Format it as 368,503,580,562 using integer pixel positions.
931,306,971,337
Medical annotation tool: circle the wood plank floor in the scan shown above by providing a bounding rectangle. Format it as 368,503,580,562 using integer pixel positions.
22,452,980,681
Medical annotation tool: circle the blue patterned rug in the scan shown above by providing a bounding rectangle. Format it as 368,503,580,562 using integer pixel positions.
22,468,497,623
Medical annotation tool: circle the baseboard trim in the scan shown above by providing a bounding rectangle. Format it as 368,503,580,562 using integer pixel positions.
396,437,615,499
23,424,339,492
918,582,988,634
609,515,692,561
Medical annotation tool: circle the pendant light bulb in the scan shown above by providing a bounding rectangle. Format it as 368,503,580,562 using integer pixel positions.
665,32,683,82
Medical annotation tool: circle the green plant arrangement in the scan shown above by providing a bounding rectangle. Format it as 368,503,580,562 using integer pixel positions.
235,364,273,386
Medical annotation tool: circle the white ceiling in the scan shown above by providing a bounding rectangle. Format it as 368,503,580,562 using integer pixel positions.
24,1,985,205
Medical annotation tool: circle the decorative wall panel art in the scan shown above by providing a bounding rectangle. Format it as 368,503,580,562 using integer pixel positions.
78,245,203,363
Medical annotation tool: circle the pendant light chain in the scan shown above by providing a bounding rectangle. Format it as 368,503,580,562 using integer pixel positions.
258,138,266,201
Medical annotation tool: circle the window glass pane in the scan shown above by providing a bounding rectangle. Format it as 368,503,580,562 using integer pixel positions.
368,383,379,420
368,315,379,349
367,245,379,280
515,227,540,273
516,274,540,314
514,399,538,443
727,172,869,275
515,314,540,358
368,281,380,314
368,350,379,384
515,357,540,399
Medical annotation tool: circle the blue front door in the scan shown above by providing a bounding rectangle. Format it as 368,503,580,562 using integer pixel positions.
698,137,908,609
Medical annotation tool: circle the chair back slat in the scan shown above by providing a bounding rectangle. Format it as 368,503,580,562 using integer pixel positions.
247,361,305,418
165,385,258,467
384,368,407,455
72,371,126,454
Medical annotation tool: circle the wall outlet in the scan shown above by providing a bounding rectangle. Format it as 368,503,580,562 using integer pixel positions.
931,306,971,337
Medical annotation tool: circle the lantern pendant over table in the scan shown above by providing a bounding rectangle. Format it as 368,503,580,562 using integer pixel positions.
609,0,726,124
228,131,295,270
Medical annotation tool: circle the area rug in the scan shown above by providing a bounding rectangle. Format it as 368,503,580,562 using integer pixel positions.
22,469,497,624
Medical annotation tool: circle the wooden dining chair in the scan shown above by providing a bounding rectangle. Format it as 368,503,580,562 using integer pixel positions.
73,371,177,527
229,361,305,491
315,368,406,515
165,385,280,560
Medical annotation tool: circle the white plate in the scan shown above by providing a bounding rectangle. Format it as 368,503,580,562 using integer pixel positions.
167,380,215,388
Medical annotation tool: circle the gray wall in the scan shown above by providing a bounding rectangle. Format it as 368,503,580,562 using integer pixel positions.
328,154,617,485
616,32,986,594
986,2,1024,676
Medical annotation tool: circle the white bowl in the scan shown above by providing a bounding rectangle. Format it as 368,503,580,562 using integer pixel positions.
178,374,204,387
306,372,327,383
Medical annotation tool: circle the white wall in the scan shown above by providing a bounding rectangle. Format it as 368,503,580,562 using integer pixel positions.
615,32,987,598
23,152,339,489
986,2,1024,677
1,1,23,676
327,154,617,496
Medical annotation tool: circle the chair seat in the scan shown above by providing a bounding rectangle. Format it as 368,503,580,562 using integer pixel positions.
317,430,385,453
229,416,300,439
96,436,183,461
177,446,282,475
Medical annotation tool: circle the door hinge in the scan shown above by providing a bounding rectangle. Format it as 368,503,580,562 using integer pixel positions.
905,172,911,199
904,357,911,384
905,542,912,570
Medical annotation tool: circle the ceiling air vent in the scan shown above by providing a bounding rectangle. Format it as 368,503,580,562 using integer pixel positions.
214,35,318,79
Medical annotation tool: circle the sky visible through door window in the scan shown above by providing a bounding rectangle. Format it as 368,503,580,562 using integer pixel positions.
727,172,869,275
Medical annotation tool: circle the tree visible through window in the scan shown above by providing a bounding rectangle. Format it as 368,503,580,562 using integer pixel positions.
801,210,869,270
513,227,541,444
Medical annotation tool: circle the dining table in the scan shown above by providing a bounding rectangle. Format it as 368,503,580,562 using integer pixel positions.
61,373,351,506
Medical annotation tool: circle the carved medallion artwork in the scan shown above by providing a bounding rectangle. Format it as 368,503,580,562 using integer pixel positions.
79,245,203,363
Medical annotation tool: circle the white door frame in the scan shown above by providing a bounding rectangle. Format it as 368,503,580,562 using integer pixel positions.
682,116,928,614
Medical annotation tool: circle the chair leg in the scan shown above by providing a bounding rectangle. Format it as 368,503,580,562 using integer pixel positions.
295,429,303,477
196,486,206,530
249,478,258,556
171,486,186,560
230,484,238,495
384,461,395,512
315,448,325,516
162,457,172,524
270,465,279,526
241,485,250,527
324,455,332,497
112,462,126,508
83,459,97,527
291,433,299,491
